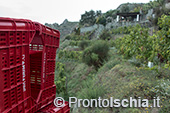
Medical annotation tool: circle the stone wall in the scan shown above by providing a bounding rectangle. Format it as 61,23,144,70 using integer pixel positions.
165,3,170,9
80,24,98,33
80,24,105,39
80,20,151,39
106,20,151,29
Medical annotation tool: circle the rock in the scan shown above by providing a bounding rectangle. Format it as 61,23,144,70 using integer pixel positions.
45,19,78,38
62,19,69,25
165,3,170,9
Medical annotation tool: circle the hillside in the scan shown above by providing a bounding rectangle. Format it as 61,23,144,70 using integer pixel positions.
52,0,170,113
45,19,78,38
116,3,144,12
55,15,170,113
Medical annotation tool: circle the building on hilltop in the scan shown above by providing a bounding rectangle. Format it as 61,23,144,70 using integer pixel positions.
116,12,141,22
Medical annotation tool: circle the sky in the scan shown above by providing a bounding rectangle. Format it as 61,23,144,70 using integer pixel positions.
0,0,150,25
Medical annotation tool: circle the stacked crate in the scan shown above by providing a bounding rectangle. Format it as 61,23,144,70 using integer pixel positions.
0,17,69,113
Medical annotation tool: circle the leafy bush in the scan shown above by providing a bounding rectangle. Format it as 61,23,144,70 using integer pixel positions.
108,40,115,47
65,35,71,40
80,10,99,26
115,15,170,70
111,26,132,34
60,40,71,49
58,50,82,60
120,5,130,13
78,40,90,50
82,40,109,69
104,9,117,19
115,24,150,61
99,30,111,40
69,40,79,46
55,62,67,94
96,16,107,26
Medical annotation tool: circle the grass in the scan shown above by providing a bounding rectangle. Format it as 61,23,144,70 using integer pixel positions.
56,41,170,113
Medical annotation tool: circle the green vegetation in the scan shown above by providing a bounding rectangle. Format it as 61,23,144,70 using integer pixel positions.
78,40,91,50
82,40,109,69
115,15,170,68
99,30,111,40
111,26,132,34
80,9,116,27
58,50,82,61
96,16,107,26
104,9,117,19
80,10,101,26
55,2,170,112
55,62,67,96
120,4,130,13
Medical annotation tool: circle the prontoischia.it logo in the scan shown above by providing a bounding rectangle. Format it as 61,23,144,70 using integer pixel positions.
54,97,161,108
54,97,65,107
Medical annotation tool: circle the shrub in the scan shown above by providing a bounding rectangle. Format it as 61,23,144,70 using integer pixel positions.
108,40,115,47
55,62,67,94
78,40,90,50
115,24,151,60
120,5,130,13
99,30,111,40
82,40,109,69
69,40,79,46
58,50,82,60
96,16,107,26
65,35,71,40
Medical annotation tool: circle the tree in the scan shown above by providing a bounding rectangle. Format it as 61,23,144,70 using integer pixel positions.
80,10,103,26
105,10,117,18
120,5,130,13
96,10,102,17
96,16,106,26
80,10,96,26
157,0,165,6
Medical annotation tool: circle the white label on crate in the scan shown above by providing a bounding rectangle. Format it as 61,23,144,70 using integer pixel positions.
43,53,46,83
22,54,26,92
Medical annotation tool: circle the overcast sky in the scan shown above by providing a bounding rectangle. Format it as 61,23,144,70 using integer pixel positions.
0,0,150,25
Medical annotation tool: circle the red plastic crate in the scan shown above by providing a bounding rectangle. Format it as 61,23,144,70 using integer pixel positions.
0,17,69,113
0,17,35,113
39,101,70,113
